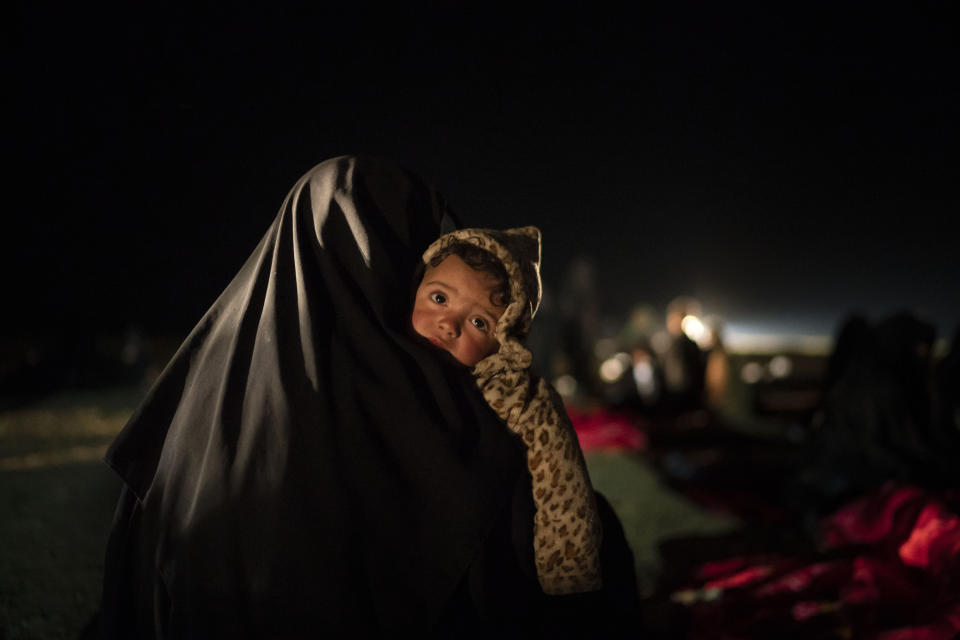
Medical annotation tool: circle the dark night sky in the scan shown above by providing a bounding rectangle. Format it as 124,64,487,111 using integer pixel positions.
8,3,960,346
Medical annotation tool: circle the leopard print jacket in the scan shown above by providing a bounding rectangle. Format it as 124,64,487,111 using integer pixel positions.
422,226,603,595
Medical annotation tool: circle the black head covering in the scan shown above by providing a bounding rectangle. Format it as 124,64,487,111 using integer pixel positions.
103,156,526,636
823,312,872,392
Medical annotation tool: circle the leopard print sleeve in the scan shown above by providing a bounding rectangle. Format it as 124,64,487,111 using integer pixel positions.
474,358,603,595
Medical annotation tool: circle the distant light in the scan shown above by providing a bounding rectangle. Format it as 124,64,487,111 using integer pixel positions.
633,360,657,399
599,353,631,383
768,355,793,379
554,374,578,398
633,360,653,385
723,324,832,356
741,361,765,384
699,314,723,350
681,315,706,344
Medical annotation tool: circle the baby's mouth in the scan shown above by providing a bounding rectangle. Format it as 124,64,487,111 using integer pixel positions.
428,337,446,349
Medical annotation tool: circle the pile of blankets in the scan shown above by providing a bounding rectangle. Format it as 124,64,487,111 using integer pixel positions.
671,482,960,639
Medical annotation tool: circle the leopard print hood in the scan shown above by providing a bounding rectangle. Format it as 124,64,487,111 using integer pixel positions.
422,226,603,596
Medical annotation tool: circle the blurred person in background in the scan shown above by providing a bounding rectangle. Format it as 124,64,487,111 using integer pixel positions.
935,326,960,434
555,258,602,400
820,312,871,394
700,315,730,415
658,296,707,419
805,311,948,509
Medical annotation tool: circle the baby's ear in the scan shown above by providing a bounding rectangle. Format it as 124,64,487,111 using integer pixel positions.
503,226,542,270
507,226,541,243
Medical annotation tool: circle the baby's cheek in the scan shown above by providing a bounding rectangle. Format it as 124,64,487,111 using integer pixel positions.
410,309,427,337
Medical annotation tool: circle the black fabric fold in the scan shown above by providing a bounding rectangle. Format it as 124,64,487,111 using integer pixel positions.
102,156,525,636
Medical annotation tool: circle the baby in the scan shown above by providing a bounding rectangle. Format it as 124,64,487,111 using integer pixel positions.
412,226,604,596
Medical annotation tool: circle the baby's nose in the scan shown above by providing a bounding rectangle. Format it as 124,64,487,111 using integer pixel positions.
439,315,460,337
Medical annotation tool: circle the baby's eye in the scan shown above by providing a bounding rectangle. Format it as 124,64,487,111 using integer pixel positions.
430,292,447,304
471,317,488,332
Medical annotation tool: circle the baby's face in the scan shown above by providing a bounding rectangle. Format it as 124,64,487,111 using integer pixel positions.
411,255,506,367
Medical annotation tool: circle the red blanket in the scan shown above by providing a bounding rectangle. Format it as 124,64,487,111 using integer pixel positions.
567,406,649,452
673,483,960,639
